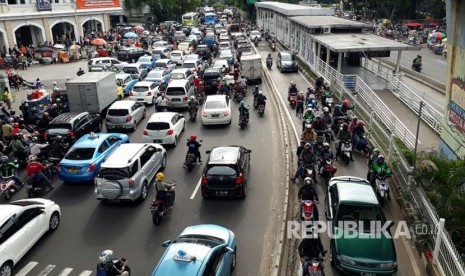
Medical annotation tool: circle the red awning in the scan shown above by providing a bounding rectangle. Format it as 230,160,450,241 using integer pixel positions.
404,22,422,27
428,22,441,26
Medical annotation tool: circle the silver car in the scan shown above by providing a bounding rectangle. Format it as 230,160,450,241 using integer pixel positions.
106,100,146,131
95,143,167,202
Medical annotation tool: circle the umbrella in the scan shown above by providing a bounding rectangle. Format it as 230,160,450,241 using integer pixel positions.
430,32,446,40
124,32,138,38
133,26,144,31
35,47,54,52
91,38,107,46
53,44,65,49
69,44,81,51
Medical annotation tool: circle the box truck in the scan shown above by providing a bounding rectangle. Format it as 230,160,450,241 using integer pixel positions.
240,54,262,84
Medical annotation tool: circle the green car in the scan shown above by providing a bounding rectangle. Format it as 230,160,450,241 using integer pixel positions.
325,176,397,275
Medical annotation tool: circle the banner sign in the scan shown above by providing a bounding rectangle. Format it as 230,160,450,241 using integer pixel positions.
76,0,120,9
247,0,256,4
37,0,52,11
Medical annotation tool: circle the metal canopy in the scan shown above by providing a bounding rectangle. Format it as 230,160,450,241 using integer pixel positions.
255,1,334,17
290,16,365,29
312,33,416,52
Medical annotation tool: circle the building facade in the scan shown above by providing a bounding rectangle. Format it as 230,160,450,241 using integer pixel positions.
0,0,123,49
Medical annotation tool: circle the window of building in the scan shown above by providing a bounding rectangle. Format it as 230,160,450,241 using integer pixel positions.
7,0,17,4
54,0,60,3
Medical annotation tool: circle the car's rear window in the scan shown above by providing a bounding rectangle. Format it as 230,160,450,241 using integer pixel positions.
152,49,162,55
171,53,181,57
206,165,237,177
108,109,129,116
205,101,226,109
155,62,167,68
147,122,170,130
98,168,131,180
203,73,221,80
166,87,186,96
133,86,149,92
123,67,138,74
183,62,195,68
148,71,163,79
48,123,71,134
170,73,184,79
281,54,295,61
65,148,95,160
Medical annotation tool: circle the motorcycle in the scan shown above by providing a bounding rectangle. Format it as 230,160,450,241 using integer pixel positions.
412,63,422,73
253,96,259,109
27,163,54,198
302,253,326,276
239,114,248,129
150,184,176,226
254,39,259,47
188,106,197,121
301,199,315,222
257,103,265,117
266,58,272,70
339,140,353,165
234,90,244,103
332,116,348,137
354,133,372,157
289,95,297,109
300,162,315,181
374,173,391,206
271,42,276,51
184,139,202,172
0,176,21,200
320,158,337,187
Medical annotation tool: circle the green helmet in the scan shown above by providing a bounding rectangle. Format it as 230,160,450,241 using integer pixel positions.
373,148,380,154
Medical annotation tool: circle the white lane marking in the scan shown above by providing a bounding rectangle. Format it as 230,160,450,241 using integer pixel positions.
15,262,38,276
190,178,202,199
78,270,93,276
38,264,56,276
57,268,74,276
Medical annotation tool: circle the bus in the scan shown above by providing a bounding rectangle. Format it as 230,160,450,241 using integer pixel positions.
204,12,216,25
182,12,198,26
203,6,214,14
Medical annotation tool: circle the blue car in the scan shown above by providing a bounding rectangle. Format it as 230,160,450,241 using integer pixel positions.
116,73,138,96
146,69,171,85
57,133,129,182
151,224,237,276
137,54,157,71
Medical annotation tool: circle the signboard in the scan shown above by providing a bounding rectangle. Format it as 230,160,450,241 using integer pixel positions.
246,0,256,5
76,0,120,9
37,0,52,11
367,51,391,58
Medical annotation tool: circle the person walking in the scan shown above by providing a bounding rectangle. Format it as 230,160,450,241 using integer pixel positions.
3,87,11,109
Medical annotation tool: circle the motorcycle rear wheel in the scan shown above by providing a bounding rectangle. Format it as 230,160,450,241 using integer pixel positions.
27,189,38,198
152,211,162,225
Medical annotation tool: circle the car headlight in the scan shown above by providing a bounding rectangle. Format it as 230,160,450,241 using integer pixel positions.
379,262,397,268
336,255,356,265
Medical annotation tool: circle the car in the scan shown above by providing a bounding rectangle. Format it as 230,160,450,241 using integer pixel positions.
185,53,202,63
152,40,173,51
151,224,236,276
117,47,150,63
87,57,128,71
136,55,157,71
182,60,200,73
277,51,298,73
165,79,195,108
122,64,148,80
213,59,229,71
146,69,171,85
142,112,185,146
219,41,231,51
325,176,397,275
95,143,166,202
115,73,138,96
219,49,234,65
201,145,251,198
201,95,232,126
195,44,210,56
192,30,202,40
57,133,129,182
187,34,198,44
153,59,177,73
169,68,194,83
250,30,262,41
106,100,146,131
236,41,249,49
152,47,172,60
130,81,158,104
177,42,193,54
237,45,253,56
203,68,222,94
0,199,61,276
88,64,111,72
170,50,186,65
46,112,102,143
173,31,186,41
219,35,230,43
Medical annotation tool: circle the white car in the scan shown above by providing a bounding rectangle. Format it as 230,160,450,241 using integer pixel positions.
182,60,200,73
219,41,231,51
88,57,128,71
0,199,61,275
142,112,185,146
250,30,262,41
213,59,229,71
170,50,186,65
146,69,170,84
170,68,194,83
219,49,234,64
130,81,157,104
152,40,173,51
202,95,232,126
185,54,202,63
177,42,193,54
219,35,230,43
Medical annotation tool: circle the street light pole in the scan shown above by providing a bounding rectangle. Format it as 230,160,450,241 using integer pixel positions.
71,0,78,43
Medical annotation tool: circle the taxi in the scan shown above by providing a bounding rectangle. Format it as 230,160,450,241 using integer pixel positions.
116,73,138,96
57,133,129,182
151,224,236,276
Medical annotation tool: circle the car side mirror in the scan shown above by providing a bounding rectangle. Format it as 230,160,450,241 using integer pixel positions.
162,240,172,247
179,115,184,118
206,150,211,154
246,149,252,153
225,247,235,254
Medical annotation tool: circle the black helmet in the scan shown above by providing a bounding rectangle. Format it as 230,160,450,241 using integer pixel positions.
342,123,348,130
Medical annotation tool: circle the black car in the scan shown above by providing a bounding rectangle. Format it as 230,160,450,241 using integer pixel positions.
201,146,252,199
203,68,222,94
117,48,150,63
46,112,102,143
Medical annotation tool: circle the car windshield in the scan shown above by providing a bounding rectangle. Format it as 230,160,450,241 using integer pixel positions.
183,62,195,68
138,57,151,63
205,101,226,109
177,234,224,248
185,55,197,60
146,122,170,130
171,52,181,57
281,54,294,61
203,73,220,81
220,43,230,47
108,109,129,116
123,67,138,74
48,123,71,134
148,71,163,79
206,165,237,177
213,61,227,68
65,148,95,160
133,86,149,92
153,42,165,48
118,50,128,55
170,73,185,79
152,49,163,55
336,204,385,233
251,31,260,35
166,87,185,96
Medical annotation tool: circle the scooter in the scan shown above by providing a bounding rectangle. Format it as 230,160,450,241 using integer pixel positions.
271,42,276,51
354,133,372,158
253,96,259,109
300,162,315,181
184,139,202,172
374,173,391,206
254,38,259,47
0,176,21,200
239,114,248,129
302,253,327,276
150,184,176,226
301,199,315,222
320,158,337,187
234,90,244,103
289,95,297,109
257,103,265,117
339,140,353,165
188,106,197,121
266,58,272,70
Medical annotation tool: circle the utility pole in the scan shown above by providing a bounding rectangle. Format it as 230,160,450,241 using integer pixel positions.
412,101,424,169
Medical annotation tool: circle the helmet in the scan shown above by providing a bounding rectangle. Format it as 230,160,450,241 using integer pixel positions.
13,123,19,128
304,143,312,150
52,104,57,108
31,137,38,143
357,120,365,126
28,155,37,162
323,107,329,113
255,85,259,89
190,96,195,100
299,91,303,95
373,148,380,154
305,123,312,129
352,116,358,122
8,118,13,123
0,101,4,106
156,172,165,181
417,55,422,58
190,135,197,141
56,98,61,103
258,90,263,95
290,81,295,85
342,100,350,106
306,107,313,113
323,142,330,147
240,100,245,107
0,156,8,163
377,155,385,163
304,177,312,185
53,81,57,85
99,250,113,264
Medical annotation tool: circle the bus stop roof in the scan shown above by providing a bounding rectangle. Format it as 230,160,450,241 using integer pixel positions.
312,33,416,52
255,1,334,17
290,16,365,29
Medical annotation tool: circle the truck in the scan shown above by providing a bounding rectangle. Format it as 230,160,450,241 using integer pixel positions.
66,72,118,117
240,54,262,84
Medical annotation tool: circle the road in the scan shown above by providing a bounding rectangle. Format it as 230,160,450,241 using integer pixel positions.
256,41,422,275
6,60,285,275
387,45,447,84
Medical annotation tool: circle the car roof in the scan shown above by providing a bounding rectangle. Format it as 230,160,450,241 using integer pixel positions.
148,112,177,123
0,204,22,225
280,51,293,56
181,224,231,242
156,59,171,63
205,95,228,102
73,133,117,148
329,176,379,205
124,64,140,68
171,68,189,74
208,146,241,164
109,100,137,109
168,79,189,86
50,112,87,124
102,143,161,167
134,81,154,86
152,244,209,275
115,73,132,79
204,68,221,74
183,60,196,64
172,50,184,54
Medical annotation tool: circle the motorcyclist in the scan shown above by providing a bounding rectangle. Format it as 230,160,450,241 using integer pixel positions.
187,96,198,114
300,124,317,147
321,107,333,128
332,104,345,118
352,120,366,146
306,93,317,110
336,123,354,161
369,155,392,187
29,137,48,158
37,112,50,134
27,155,54,189
154,172,175,207
302,107,315,132
0,101,10,122
306,86,315,101
10,135,27,161
49,104,59,118
266,53,273,66
296,91,305,116
97,250,130,276
367,148,381,180
294,143,317,182
186,135,202,163
233,80,244,100
319,142,335,175
0,156,23,187
256,90,267,108
298,177,319,221
288,81,298,100
312,116,326,139
193,76,201,87
341,99,353,115
77,68,85,76
349,116,358,134
298,227,326,276
35,78,42,89
239,101,250,122
315,76,324,90
412,55,422,70
321,87,333,107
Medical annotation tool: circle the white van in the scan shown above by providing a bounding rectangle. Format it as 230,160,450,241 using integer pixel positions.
165,79,194,109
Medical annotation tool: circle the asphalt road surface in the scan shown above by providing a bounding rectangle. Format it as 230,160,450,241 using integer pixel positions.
6,60,285,275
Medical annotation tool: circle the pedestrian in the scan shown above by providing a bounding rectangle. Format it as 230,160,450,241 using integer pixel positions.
3,87,11,109
13,76,20,92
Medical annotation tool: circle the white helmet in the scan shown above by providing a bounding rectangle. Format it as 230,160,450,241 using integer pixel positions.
304,177,312,185
53,81,57,85
323,107,329,113
323,142,330,147
290,81,295,85
258,90,263,95
28,155,37,162
99,250,113,264
306,107,313,113
190,96,195,100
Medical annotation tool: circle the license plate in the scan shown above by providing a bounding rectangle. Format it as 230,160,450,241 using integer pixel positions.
216,191,228,196
67,168,78,173
153,139,163,143
136,99,143,101
211,114,219,118
171,98,181,102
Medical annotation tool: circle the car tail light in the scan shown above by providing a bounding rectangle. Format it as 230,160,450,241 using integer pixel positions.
87,163,96,172
236,173,243,185
143,129,148,135
224,111,229,116
147,92,152,96
167,129,174,135
202,112,207,117
129,179,135,187
126,116,132,122
70,131,75,138
130,91,133,96
126,54,129,59
182,97,188,102
44,131,47,140
202,175,208,185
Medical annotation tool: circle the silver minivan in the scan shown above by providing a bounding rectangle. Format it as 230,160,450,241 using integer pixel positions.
106,100,146,131
95,143,167,202
165,79,194,108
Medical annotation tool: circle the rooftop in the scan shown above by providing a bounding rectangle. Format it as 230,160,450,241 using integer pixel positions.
290,16,365,29
255,1,334,16
312,33,415,52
